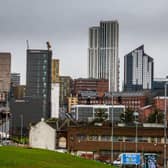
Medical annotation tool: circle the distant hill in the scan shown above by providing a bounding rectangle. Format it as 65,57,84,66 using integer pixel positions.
0,146,114,168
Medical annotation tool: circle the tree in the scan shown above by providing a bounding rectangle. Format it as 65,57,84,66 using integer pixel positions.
147,108,164,123
94,108,108,122
120,108,135,124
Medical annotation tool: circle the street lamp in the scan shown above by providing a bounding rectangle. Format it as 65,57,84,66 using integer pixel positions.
20,114,23,143
133,111,139,153
133,111,139,168
164,82,168,168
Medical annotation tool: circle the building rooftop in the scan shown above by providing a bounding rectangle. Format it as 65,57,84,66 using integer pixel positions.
104,91,146,97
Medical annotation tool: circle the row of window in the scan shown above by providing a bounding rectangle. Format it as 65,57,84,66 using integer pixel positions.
76,135,165,143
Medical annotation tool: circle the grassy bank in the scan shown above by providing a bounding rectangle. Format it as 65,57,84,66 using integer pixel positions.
0,146,115,168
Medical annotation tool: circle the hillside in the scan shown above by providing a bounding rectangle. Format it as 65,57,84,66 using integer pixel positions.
0,146,115,168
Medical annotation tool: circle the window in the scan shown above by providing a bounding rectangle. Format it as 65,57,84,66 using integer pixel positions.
88,135,99,141
77,134,86,141
101,135,111,141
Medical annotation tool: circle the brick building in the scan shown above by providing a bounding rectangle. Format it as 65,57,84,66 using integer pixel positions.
76,91,148,112
73,78,108,97
154,96,168,121
103,92,148,111
67,125,168,166
154,96,168,111
139,105,153,122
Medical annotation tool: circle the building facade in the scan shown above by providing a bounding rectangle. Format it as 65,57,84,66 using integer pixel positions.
59,76,72,110
51,59,60,118
70,104,125,122
51,59,60,83
153,77,168,96
29,119,56,150
26,49,52,119
0,53,11,92
67,125,168,166
88,21,119,92
124,45,154,91
11,73,20,86
104,92,148,111
73,78,108,97
76,91,148,112
154,96,168,120
12,85,26,99
67,96,78,113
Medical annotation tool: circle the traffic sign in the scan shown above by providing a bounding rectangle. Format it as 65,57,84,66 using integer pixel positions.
121,153,141,165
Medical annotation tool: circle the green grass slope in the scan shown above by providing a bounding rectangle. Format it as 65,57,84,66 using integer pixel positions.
0,146,115,168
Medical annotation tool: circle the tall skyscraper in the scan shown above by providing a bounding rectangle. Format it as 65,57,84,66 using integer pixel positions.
11,73,20,86
26,49,52,118
0,53,11,92
88,20,119,92
124,45,154,91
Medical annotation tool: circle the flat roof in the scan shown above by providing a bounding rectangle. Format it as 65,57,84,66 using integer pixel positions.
71,104,125,108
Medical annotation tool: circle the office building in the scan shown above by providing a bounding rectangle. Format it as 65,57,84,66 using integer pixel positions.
11,73,20,86
88,21,119,92
0,53,11,92
124,45,154,91
26,49,52,118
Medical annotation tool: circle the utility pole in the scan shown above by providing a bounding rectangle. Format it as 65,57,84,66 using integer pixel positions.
111,94,114,164
133,111,139,168
20,114,23,143
164,82,168,168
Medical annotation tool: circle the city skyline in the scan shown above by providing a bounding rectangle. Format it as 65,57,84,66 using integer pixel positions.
0,0,168,87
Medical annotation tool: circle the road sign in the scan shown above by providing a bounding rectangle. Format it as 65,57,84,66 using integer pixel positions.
121,153,141,165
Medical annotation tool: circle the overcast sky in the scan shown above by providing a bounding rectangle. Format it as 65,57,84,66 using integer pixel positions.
0,0,168,87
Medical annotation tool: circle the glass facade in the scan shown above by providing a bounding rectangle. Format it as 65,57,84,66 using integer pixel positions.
26,49,52,118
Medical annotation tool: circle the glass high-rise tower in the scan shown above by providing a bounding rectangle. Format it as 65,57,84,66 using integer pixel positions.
26,49,52,118
88,20,119,92
124,45,154,91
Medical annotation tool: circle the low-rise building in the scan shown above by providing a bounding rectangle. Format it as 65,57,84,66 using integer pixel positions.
70,104,125,122
67,124,168,166
29,119,56,150
29,119,67,151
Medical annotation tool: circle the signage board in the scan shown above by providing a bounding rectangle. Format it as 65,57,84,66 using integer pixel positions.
121,153,141,165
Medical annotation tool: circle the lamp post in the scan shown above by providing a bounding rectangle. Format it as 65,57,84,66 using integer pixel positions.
133,111,139,168
164,82,168,168
20,114,23,143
